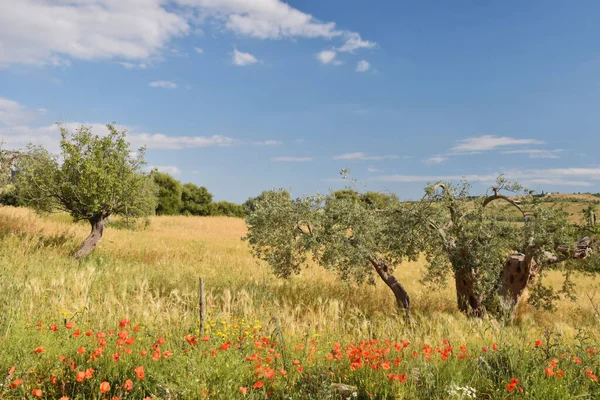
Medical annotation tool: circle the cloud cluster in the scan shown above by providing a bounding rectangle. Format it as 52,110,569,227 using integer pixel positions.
0,97,238,153
372,168,600,187
424,135,563,164
0,0,189,67
450,135,544,154
0,0,374,69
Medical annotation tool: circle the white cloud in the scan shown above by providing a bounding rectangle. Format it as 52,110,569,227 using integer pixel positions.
129,133,234,149
0,97,38,126
254,140,282,146
0,1,374,68
425,155,447,165
149,80,177,89
0,97,238,152
177,0,341,40
272,156,313,162
372,174,499,183
194,47,204,54
451,135,544,153
356,60,370,72
316,50,342,65
367,167,380,173
371,168,600,188
501,149,562,159
232,48,258,66
118,61,148,69
150,165,181,175
0,0,189,67
333,152,400,161
337,32,376,53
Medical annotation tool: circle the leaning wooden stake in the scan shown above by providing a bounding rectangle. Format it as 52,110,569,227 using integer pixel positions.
199,277,206,336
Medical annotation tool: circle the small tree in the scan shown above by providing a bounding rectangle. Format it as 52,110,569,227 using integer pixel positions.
180,183,212,216
16,124,157,259
153,172,183,215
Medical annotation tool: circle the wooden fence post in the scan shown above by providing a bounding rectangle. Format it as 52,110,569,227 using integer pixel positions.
199,277,205,336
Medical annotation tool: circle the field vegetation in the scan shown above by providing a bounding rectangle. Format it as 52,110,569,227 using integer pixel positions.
1,205,599,399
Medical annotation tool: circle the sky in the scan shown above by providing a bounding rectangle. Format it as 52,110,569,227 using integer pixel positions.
1,0,600,203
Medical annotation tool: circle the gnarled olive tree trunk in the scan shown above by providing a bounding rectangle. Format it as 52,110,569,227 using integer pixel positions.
499,237,596,317
369,258,411,317
454,269,485,317
499,253,537,316
74,217,106,259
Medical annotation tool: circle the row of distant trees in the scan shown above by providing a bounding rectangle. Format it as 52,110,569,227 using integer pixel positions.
152,172,244,218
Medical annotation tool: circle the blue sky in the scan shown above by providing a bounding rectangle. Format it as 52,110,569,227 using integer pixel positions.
1,0,599,202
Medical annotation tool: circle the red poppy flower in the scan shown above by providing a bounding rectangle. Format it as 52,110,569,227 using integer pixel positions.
239,386,248,395
135,366,145,380
10,378,23,388
253,381,264,389
535,340,542,347
65,322,75,329
33,346,45,354
123,379,133,391
76,371,85,383
32,389,43,398
220,341,232,351
100,381,110,393
185,335,198,346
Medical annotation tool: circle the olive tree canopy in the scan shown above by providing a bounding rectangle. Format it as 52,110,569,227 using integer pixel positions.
16,124,157,259
245,189,426,317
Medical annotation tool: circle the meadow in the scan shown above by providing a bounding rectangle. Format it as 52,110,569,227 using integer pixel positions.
1,205,599,399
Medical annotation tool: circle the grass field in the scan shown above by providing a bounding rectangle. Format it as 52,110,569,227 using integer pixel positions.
1,206,599,399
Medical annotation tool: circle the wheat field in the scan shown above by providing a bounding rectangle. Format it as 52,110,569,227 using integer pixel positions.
1,205,599,399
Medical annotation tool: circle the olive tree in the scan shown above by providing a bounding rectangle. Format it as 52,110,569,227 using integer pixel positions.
245,189,426,317
421,177,599,317
16,124,157,259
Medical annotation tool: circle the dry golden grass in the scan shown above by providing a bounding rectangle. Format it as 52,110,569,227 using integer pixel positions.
1,205,599,347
